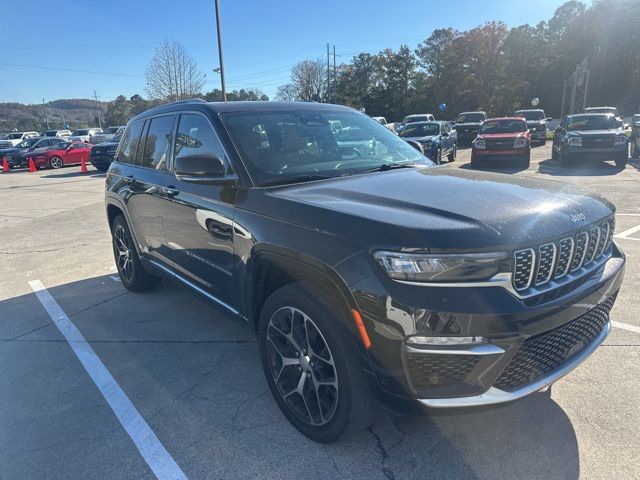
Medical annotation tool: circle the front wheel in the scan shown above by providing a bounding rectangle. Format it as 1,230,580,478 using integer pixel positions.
448,145,457,162
258,282,370,443
615,155,628,168
435,148,442,165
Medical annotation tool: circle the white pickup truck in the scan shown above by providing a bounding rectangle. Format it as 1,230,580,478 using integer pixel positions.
0,131,39,148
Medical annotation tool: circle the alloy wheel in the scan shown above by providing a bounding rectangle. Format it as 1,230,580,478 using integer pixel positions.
266,306,338,426
50,156,63,169
114,224,133,282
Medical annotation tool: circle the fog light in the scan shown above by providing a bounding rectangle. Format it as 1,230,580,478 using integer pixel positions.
406,336,488,346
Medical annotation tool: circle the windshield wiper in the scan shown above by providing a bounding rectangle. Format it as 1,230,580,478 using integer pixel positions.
352,162,418,175
260,174,332,187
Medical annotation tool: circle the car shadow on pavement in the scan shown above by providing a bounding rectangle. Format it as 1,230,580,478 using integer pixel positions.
459,161,529,175
41,171,106,179
0,274,580,480
538,159,625,177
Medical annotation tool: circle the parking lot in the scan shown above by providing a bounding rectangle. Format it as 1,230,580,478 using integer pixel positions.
1,143,639,480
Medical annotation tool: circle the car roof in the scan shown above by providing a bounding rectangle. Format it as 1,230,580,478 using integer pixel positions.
130,100,358,123
485,117,526,121
585,106,616,110
458,111,486,114
569,113,615,118
515,109,544,112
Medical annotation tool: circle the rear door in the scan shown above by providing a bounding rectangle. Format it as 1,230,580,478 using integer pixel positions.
162,112,238,308
120,115,177,268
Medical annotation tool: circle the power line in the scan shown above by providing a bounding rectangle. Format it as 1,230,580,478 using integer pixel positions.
0,62,144,78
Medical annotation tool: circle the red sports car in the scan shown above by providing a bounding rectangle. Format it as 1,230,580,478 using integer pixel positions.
30,142,92,169
471,117,531,168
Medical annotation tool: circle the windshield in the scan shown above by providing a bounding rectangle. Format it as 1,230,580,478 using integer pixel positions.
221,110,429,186
480,119,526,134
516,111,545,121
17,138,40,148
104,127,119,134
567,115,619,131
403,115,430,124
72,129,89,135
399,123,440,137
456,113,485,123
8,133,24,139
43,131,57,137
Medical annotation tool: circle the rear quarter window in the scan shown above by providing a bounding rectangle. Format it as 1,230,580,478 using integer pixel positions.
116,121,144,165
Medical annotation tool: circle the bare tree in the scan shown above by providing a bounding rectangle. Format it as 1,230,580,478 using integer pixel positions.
276,59,327,102
145,40,206,102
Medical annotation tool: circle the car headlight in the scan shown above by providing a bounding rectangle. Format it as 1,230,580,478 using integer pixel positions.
567,137,582,146
514,138,528,148
614,134,627,145
474,138,486,149
373,251,508,282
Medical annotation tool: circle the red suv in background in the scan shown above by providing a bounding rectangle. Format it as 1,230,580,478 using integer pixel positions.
471,117,531,168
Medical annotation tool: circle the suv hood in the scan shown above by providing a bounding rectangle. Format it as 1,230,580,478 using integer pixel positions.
401,135,436,142
265,168,613,250
477,132,526,140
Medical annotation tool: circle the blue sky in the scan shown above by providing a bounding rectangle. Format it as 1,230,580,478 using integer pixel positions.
0,0,567,104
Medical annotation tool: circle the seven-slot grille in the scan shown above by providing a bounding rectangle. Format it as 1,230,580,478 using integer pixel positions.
512,218,614,292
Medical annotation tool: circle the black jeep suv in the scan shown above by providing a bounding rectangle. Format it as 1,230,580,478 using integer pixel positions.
105,100,624,443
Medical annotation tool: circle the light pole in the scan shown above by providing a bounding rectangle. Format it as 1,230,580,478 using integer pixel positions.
214,0,227,102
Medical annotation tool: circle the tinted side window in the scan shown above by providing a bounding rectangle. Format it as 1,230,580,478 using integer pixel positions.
117,121,144,165
140,115,175,171
175,113,228,168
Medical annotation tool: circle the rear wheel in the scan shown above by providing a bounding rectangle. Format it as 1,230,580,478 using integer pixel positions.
258,282,370,443
521,150,531,169
49,156,63,169
615,154,628,168
559,149,571,167
111,215,161,292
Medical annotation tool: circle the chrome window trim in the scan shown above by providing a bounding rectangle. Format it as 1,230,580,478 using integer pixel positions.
417,321,610,408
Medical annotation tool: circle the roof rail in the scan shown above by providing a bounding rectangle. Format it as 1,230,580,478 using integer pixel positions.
164,98,207,105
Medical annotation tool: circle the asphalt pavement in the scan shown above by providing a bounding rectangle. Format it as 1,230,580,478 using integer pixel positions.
1,144,639,480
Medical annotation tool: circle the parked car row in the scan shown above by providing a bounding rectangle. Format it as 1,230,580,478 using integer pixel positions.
0,130,123,171
0,125,125,148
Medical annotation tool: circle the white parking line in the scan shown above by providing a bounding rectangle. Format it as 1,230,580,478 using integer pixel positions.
28,280,187,480
614,223,640,239
612,321,640,334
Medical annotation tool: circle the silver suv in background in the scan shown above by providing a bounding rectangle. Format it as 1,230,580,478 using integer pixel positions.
90,126,125,144
515,109,552,144
69,128,103,143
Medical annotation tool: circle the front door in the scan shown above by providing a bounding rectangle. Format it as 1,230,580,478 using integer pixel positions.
162,112,238,308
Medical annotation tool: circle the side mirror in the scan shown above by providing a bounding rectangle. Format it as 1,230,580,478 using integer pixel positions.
175,154,228,183
67,144,74,150
441,131,449,137
546,117,553,121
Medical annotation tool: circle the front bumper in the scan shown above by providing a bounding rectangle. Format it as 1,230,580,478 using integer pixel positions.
564,144,628,159
472,148,528,161
350,245,624,408
530,130,547,141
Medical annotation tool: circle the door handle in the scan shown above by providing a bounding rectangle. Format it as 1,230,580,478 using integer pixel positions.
123,175,136,184
161,186,180,197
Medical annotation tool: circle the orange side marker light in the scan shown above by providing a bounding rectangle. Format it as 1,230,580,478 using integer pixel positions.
351,309,371,349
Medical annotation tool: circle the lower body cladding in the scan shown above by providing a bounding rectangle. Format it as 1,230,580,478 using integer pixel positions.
349,247,624,409
89,152,115,171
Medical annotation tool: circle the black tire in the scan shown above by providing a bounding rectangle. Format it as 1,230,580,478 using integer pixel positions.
258,282,370,443
49,156,64,169
111,215,161,292
435,148,442,165
448,145,456,162
521,151,531,169
559,149,571,167
615,155,628,168
551,144,558,160
93,164,109,172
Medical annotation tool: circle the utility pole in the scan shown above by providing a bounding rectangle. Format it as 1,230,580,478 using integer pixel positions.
333,45,336,81
93,91,102,129
326,44,331,103
42,99,49,129
214,0,227,102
